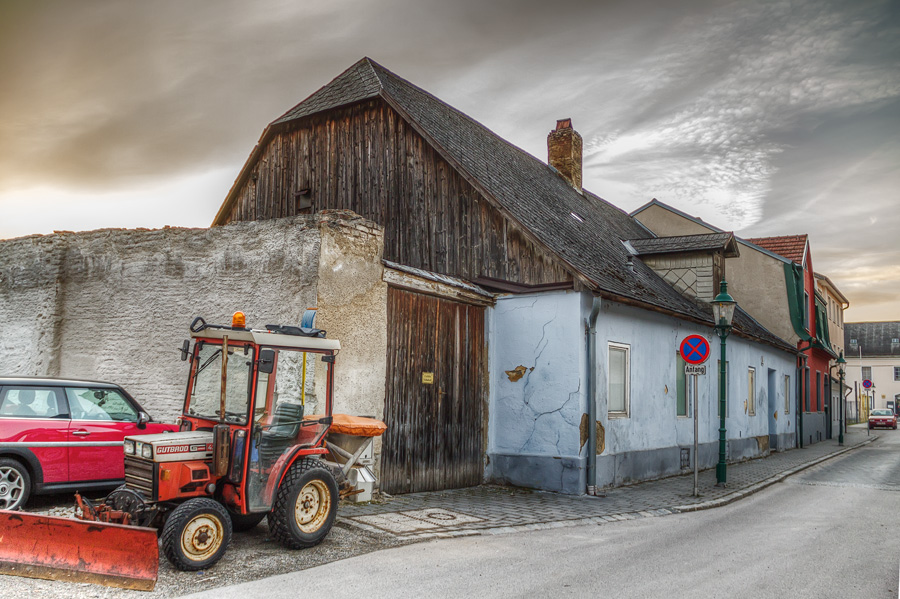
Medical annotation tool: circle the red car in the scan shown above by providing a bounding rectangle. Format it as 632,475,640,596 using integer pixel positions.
0,377,177,509
868,409,898,430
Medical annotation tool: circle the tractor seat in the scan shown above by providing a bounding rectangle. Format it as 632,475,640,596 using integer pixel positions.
257,402,304,465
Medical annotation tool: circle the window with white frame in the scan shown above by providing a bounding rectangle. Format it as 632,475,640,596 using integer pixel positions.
748,367,756,415
608,343,630,417
784,374,790,414
862,366,872,381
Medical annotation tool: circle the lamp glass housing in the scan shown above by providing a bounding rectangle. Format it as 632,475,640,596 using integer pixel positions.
711,281,736,328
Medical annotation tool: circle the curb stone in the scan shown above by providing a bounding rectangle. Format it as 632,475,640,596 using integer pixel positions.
671,435,877,513
337,435,877,540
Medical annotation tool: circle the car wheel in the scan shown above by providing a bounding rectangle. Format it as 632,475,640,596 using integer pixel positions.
0,458,31,510
161,498,232,571
268,458,338,549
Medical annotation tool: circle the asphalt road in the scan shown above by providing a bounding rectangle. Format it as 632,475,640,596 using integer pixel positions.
186,428,900,599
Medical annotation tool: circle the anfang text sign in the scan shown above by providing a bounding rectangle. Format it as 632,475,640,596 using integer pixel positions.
684,364,706,376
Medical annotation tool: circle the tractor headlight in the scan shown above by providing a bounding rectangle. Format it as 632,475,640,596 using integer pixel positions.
141,443,153,459
124,440,136,455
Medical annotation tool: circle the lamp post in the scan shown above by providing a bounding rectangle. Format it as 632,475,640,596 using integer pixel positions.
711,280,736,486
836,352,846,445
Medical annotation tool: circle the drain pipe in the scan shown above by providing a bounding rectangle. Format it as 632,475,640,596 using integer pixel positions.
585,296,602,495
796,342,812,449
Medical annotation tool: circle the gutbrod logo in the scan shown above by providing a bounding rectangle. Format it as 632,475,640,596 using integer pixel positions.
157,443,213,454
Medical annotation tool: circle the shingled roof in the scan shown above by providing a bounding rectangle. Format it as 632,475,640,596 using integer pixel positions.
218,58,794,354
845,322,900,357
627,232,739,257
745,234,808,264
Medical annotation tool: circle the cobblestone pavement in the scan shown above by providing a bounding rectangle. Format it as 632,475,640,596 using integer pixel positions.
339,427,877,540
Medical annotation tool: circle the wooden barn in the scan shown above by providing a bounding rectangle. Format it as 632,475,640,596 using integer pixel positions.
213,58,589,494
212,58,789,494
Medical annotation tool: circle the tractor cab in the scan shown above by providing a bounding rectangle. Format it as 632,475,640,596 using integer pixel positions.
176,314,339,514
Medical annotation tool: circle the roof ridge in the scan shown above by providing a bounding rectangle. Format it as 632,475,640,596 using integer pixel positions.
271,57,385,126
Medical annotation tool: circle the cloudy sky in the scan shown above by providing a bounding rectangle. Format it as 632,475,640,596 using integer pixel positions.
1,0,898,321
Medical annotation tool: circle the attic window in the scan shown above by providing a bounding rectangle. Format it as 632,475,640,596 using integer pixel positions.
850,339,858,345
892,338,899,344
570,211,585,223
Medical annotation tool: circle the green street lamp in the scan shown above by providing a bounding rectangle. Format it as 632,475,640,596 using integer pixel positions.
837,352,846,445
711,280,736,486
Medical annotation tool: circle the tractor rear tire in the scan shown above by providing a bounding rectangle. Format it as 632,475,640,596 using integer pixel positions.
268,458,338,549
161,498,232,571
228,511,267,532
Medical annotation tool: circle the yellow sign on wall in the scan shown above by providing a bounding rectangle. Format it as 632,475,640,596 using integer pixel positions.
422,372,434,384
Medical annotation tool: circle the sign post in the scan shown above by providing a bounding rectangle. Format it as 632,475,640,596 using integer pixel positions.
680,335,711,497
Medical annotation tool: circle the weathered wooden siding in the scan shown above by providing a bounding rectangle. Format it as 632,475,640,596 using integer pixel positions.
381,287,485,493
224,99,572,286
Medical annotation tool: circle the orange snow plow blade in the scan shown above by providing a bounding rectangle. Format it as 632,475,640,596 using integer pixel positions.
0,510,158,591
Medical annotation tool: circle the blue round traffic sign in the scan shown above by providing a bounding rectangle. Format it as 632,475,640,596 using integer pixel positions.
680,335,711,365
862,379,873,389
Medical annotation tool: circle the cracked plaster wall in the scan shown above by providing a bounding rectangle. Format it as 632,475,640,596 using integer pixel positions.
486,290,587,494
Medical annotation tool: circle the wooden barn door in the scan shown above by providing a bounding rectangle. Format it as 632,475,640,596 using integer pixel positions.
381,287,485,494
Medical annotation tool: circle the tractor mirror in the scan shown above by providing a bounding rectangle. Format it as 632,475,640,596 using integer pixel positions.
258,349,276,374
180,340,190,361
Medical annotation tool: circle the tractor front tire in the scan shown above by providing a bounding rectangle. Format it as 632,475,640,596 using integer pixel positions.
161,498,232,571
269,459,338,549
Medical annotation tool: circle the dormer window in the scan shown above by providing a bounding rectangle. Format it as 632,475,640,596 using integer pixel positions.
850,338,858,345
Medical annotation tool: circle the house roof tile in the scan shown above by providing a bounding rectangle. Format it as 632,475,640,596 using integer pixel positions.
628,232,738,256
845,322,900,357
744,234,808,264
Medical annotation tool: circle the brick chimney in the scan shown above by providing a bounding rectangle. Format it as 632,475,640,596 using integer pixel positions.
547,118,583,190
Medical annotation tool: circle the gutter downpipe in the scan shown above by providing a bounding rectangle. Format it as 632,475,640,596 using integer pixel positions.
796,341,812,449
586,296,602,495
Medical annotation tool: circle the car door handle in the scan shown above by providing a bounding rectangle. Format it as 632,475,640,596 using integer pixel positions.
72,430,91,436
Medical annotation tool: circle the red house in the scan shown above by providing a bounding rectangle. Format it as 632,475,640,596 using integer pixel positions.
746,235,837,444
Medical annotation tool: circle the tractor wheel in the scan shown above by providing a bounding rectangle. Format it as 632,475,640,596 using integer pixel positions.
228,510,267,532
268,459,338,549
161,498,232,571
0,458,30,510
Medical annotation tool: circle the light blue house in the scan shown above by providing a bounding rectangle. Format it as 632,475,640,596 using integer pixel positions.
482,126,798,494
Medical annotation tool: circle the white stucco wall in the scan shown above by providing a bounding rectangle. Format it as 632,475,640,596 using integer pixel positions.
594,301,796,486
484,287,797,494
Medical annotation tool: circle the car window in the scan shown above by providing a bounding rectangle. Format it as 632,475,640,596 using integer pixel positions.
0,387,64,418
65,388,138,422
871,410,891,416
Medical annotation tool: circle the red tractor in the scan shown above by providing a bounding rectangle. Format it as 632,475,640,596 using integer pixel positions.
106,312,342,571
0,312,347,588
29,313,339,577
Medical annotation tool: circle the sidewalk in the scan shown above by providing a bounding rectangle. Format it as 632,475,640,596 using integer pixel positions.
338,428,876,540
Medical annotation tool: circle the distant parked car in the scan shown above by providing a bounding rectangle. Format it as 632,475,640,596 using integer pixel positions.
0,377,177,509
868,409,897,430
